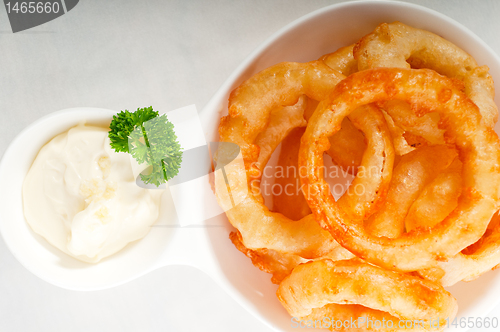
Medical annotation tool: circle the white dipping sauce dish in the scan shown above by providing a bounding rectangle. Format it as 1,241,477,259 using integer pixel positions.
1,2,500,331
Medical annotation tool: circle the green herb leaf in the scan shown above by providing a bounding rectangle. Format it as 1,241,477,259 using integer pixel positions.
108,107,182,187
108,106,158,153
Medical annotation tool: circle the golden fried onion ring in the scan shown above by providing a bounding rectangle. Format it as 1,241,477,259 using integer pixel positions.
304,98,367,174
433,212,500,286
299,68,500,271
336,105,394,220
322,43,447,156
217,61,344,258
230,102,392,283
417,211,500,286
230,230,354,284
232,104,393,283
354,21,498,128
277,259,457,330
253,96,308,173
382,100,445,147
230,104,392,283
405,157,463,233
272,127,312,221
217,61,396,259
320,44,358,77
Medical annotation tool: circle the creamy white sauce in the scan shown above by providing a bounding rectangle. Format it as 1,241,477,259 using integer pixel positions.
23,124,163,263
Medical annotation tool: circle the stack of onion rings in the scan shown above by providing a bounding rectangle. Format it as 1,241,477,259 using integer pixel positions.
300,67,500,271
215,21,500,329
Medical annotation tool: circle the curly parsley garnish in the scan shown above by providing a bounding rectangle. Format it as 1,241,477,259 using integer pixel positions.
108,106,182,186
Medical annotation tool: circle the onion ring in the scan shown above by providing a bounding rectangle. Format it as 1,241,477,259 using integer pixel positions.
226,93,392,282
322,44,445,157
320,44,358,77
299,68,500,271
354,21,498,128
304,97,366,174
382,100,445,147
419,212,500,286
277,259,457,330
217,60,397,259
380,109,415,156
217,61,344,258
230,230,354,284
232,102,393,283
318,45,368,172
365,145,457,238
324,117,366,174
272,127,311,221
253,96,308,175
336,105,394,220
405,157,462,233
321,43,447,156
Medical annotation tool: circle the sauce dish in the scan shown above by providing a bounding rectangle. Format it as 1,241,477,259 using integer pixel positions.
1,1,500,331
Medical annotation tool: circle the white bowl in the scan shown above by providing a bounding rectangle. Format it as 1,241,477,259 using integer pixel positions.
1,1,500,332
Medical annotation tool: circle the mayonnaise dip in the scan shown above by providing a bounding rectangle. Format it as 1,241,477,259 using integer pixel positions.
23,124,163,263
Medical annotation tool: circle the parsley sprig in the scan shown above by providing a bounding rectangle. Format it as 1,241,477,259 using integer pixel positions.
108,106,183,186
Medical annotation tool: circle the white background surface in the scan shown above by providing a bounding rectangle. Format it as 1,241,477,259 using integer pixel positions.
1,0,500,331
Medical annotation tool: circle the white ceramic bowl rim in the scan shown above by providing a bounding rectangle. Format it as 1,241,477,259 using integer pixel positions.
1,2,500,332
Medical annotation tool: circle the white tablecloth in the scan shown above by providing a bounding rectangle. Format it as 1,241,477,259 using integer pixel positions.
1,1,500,331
